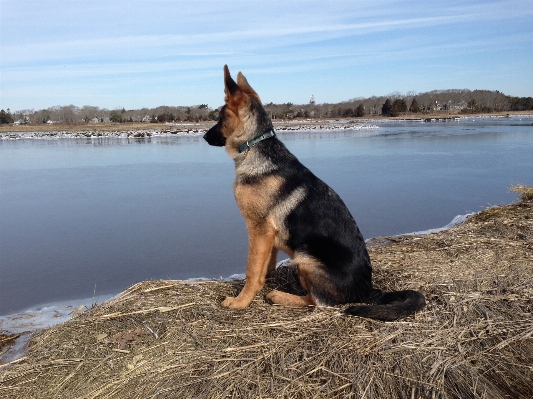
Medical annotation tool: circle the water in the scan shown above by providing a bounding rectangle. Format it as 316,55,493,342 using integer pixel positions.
1,116,532,319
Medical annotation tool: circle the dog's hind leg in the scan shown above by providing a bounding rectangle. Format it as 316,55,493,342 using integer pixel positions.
266,290,314,306
267,254,343,308
221,227,276,310
266,255,325,307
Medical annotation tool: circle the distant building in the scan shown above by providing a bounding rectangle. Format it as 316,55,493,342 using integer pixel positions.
13,116,29,125
310,93,315,105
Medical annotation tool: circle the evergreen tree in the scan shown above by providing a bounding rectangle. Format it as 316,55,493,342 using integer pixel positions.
389,99,408,117
0,109,14,124
399,99,408,113
509,96,533,111
355,104,365,117
110,111,122,123
382,99,392,116
409,98,420,113
207,109,219,120
467,99,477,113
391,101,400,117
343,108,354,117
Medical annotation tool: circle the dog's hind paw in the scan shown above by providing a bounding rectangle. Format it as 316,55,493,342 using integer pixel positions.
266,290,285,304
267,290,314,307
221,296,250,310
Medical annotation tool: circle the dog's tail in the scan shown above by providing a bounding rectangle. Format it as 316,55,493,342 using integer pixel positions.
344,289,426,321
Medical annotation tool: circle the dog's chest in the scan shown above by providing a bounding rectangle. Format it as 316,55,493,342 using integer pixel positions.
233,174,307,242
233,175,282,220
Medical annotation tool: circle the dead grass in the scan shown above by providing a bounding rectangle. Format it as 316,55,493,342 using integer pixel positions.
1,187,532,398
0,335,18,353
511,184,533,202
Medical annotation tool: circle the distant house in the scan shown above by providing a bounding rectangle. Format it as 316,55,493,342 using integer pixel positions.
455,101,468,111
14,116,29,125
89,117,100,124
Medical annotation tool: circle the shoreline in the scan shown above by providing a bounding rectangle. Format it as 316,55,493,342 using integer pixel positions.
0,208,483,367
1,111,531,138
1,120,380,140
0,209,478,325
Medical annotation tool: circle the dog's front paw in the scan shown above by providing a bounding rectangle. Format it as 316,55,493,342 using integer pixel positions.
221,296,249,310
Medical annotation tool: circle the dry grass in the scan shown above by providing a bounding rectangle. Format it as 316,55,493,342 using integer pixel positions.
0,335,18,353
1,187,532,398
511,184,533,202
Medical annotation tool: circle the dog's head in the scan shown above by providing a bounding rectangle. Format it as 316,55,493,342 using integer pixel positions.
204,65,271,156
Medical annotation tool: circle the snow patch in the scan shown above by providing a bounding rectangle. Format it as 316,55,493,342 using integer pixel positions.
400,213,475,237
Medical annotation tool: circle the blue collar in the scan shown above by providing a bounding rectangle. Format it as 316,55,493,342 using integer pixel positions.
239,130,276,154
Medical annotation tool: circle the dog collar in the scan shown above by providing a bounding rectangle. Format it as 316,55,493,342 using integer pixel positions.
239,130,276,154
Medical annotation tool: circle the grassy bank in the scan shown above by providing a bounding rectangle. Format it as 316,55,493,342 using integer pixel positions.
0,186,532,398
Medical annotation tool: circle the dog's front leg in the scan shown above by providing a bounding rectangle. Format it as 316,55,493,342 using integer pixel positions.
265,247,278,278
221,227,276,310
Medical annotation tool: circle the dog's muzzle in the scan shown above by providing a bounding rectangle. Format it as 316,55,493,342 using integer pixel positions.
203,124,226,147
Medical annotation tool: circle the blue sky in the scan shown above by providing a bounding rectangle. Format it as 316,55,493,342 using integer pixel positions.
1,0,532,111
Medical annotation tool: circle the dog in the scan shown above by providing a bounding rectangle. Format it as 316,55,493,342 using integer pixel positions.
203,65,425,321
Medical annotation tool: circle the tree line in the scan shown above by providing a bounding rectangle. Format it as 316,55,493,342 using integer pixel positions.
1,90,532,125
273,90,532,119
0,104,218,126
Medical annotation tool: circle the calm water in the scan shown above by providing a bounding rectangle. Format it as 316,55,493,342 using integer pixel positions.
1,117,532,315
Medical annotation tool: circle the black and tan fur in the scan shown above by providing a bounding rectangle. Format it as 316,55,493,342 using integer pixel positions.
203,65,425,321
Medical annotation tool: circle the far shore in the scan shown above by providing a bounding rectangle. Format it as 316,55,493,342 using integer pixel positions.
1,110,531,134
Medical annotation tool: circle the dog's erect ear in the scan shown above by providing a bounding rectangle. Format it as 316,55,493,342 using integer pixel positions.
224,65,240,97
224,65,243,112
237,72,259,99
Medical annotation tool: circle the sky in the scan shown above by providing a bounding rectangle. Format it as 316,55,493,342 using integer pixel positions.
1,0,532,111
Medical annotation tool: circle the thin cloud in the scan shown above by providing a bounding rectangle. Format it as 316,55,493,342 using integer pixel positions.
3,2,529,65
1,0,532,109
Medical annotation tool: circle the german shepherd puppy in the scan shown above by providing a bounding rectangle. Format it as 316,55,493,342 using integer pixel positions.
204,65,425,321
